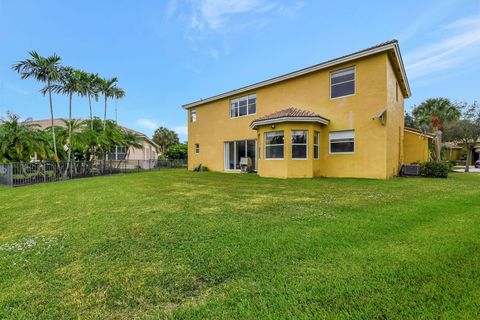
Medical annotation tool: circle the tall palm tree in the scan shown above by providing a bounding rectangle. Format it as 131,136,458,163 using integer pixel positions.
12,51,62,160
49,67,83,176
80,72,100,129
412,98,460,160
97,77,125,130
112,87,125,123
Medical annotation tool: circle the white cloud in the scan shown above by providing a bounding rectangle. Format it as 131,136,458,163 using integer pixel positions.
135,118,158,130
191,0,275,32
173,125,188,136
178,0,303,59
165,0,179,19
405,14,480,80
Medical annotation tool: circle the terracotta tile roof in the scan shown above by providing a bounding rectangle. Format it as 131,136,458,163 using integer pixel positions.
250,108,329,128
254,108,322,121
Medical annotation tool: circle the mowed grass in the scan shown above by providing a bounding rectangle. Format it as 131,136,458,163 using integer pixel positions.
0,170,479,319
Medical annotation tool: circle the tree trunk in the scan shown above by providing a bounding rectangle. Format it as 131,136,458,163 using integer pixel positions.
65,93,73,178
465,148,471,173
434,128,442,161
88,94,93,130
103,95,107,131
47,79,58,161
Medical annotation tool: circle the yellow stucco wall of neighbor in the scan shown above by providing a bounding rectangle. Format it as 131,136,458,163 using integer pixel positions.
403,130,430,164
186,44,413,179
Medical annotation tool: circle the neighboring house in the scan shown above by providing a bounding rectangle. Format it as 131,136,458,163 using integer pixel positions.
27,119,159,161
444,140,480,165
183,40,430,179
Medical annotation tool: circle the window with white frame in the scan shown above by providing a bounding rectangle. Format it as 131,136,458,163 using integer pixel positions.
230,94,256,118
330,67,355,99
314,131,320,159
330,130,355,153
224,140,257,171
265,131,284,159
191,109,197,122
291,130,308,159
108,146,127,160
195,143,200,154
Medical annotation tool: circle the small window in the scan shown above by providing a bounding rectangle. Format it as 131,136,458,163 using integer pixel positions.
330,67,355,99
191,109,197,122
230,94,256,118
291,130,307,159
265,131,284,159
330,130,355,154
314,131,320,159
195,144,200,154
395,82,399,102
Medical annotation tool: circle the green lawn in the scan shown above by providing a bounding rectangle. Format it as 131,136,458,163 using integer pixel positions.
1,170,479,319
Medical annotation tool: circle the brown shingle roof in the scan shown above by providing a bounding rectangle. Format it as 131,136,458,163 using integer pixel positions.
250,107,329,129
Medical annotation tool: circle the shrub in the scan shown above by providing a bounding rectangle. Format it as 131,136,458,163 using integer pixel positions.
165,143,188,160
419,161,449,178
200,166,209,172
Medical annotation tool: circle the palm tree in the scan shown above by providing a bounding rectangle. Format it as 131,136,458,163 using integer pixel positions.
79,72,100,129
49,67,83,175
12,51,62,160
112,87,125,123
97,77,125,130
412,98,461,160
0,112,40,162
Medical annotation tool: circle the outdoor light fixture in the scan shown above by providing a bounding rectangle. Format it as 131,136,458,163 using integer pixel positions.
271,124,275,129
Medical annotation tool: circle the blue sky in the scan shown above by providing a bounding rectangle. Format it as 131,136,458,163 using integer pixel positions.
1,0,479,141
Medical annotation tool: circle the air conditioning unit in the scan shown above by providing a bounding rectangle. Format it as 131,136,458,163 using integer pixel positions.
240,157,252,173
402,164,420,176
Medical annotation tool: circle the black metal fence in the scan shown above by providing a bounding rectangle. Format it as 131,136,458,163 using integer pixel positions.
0,159,187,187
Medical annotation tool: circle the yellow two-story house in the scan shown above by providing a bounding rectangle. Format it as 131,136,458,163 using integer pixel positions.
183,40,430,179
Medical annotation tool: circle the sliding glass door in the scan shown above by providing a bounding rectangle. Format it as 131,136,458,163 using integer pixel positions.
224,140,257,171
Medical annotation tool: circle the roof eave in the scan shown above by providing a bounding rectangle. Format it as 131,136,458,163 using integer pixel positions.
250,116,330,129
182,41,410,109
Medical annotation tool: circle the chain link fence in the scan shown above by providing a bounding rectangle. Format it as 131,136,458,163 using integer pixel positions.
0,159,187,187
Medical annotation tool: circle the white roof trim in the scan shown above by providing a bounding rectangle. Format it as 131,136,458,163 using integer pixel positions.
404,128,435,139
250,116,330,129
183,41,411,109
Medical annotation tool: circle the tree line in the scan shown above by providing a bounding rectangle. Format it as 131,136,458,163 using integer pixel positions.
406,98,480,172
4,51,127,163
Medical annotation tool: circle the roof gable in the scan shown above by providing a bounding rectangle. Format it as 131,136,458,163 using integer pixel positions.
183,39,410,109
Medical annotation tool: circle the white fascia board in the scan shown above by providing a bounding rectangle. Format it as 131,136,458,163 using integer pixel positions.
183,42,410,109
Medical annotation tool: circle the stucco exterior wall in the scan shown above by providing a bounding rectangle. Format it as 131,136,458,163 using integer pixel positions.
188,52,407,179
385,56,405,177
127,140,158,161
403,130,430,163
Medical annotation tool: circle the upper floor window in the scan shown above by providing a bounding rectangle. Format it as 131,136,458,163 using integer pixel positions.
190,109,197,122
195,144,200,154
330,67,355,99
230,94,256,118
330,130,355,154
265,131,284,159
291,130,308,159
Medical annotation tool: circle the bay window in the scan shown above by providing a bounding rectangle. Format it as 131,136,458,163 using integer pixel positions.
265,131,284,159
291,130,308,159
